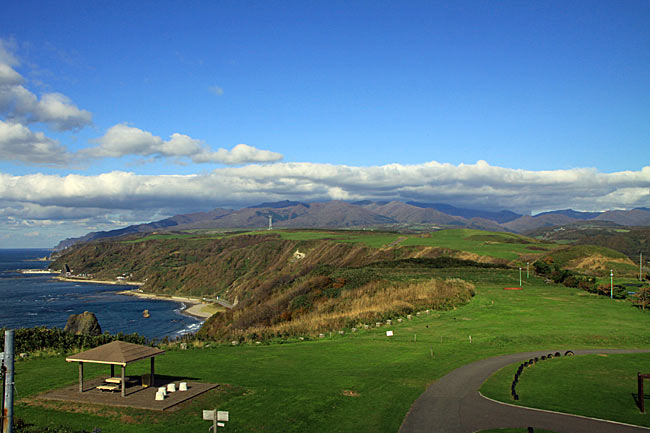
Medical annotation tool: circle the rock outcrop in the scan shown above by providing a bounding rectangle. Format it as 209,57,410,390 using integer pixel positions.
64,311,102,336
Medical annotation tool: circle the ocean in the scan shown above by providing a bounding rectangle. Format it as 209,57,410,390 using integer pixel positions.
0,249,203,340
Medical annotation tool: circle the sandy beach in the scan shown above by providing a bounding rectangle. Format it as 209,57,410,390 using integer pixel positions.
116,289,220,319
54,276,144,286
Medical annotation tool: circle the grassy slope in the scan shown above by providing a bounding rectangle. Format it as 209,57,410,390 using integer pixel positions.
481,353,650,427
276,228,557,260
401,229,556,260
15,269,650,433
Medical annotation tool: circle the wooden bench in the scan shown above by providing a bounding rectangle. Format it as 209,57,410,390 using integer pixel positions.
96,384,120,392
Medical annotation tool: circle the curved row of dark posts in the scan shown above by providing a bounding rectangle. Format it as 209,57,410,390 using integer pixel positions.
511,350,575,401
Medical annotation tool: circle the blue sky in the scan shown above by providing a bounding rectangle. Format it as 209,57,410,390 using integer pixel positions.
1,1,649,247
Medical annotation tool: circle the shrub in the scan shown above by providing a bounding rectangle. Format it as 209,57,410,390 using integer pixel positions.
633,287,650,311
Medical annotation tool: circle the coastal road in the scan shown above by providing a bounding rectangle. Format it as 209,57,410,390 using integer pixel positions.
202,297,234,309
398,349,650,433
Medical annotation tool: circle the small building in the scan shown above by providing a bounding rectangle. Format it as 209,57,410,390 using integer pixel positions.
66,341,165,397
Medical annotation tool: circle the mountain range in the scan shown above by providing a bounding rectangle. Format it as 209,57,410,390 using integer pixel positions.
54,201,650,250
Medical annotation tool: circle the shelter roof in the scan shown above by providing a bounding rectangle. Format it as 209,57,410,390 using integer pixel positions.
66,341,165,366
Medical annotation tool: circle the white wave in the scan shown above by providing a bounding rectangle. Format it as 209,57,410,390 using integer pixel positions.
173,321,203,336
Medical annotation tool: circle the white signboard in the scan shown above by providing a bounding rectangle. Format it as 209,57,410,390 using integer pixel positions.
203,410,216,421
217,411,229,422
386,331,393,337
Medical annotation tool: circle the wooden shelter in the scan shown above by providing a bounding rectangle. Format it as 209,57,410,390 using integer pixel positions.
66,341,165,397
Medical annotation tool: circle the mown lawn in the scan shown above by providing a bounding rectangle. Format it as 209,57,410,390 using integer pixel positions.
480,352,650,427
14,270,650,432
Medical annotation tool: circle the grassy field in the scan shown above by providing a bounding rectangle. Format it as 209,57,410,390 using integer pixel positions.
401,229,557,260
13,267,650,433
480,352,650,427
277,228,557,259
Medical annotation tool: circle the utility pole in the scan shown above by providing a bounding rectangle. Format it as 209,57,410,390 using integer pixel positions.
3,330,14,433
519,267,522,288
641,252,644,282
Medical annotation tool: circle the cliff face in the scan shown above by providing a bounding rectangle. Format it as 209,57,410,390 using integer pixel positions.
50,233,499,300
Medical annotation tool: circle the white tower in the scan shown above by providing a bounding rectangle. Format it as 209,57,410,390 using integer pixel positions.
268,215,272,230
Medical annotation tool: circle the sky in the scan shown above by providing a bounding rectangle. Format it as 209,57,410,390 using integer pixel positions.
1,0,649,248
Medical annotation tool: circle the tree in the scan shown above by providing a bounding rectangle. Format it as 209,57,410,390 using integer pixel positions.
633,287,650,312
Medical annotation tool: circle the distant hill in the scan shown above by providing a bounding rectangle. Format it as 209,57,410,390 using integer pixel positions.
595,208,650,226
54,208,231,250
502,214,582,232
406,202,521,223
534,209,603,220
53,200,650,250
526,222,650,262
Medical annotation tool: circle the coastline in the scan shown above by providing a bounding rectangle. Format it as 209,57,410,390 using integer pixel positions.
52,275,217,320
116,289,218,319
54,276,144,286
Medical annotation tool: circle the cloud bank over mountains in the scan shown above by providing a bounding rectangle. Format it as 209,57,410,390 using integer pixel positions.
1,160,648,220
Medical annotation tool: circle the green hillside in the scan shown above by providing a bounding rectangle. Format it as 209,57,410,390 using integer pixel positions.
14,266,650,433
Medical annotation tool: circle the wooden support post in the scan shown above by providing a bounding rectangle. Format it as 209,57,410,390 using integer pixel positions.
78,362,83,393
111,364,114,378
639,373,645,413
150,357,155,387
121,365,126,397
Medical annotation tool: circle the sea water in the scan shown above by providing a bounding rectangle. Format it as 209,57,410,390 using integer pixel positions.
0,249,202,340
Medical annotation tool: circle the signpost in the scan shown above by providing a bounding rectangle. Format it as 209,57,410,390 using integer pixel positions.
3,330,14,433
1,353,5,433
203,409,229,431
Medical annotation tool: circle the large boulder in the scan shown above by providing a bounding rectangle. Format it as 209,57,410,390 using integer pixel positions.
64,311,102,336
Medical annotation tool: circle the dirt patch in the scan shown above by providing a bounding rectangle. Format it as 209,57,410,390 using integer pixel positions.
22,398,147,423
342,389,360,397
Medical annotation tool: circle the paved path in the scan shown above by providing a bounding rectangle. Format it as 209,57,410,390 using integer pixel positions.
399,349,650,433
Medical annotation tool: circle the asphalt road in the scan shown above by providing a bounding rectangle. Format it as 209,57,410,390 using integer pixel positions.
398,349,650,433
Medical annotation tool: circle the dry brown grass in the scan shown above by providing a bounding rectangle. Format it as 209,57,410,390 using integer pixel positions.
567,254,636,272
230,278,475,341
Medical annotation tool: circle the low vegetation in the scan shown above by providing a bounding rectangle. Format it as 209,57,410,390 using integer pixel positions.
201,277,475,341
0,327,147,355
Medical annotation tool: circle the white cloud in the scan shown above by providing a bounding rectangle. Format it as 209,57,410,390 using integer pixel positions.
83,124,283,164
84,124,164,157
0,162,648,216
0,63,23,86
208,85,224,96
0,40,92,131
0,120,69,165
191,143,283,164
